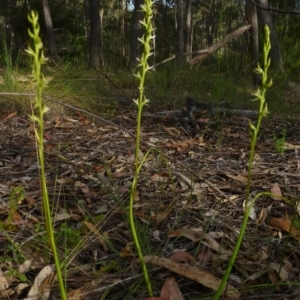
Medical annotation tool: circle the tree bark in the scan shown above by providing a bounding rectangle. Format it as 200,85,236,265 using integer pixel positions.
257,0,284,71
245,0,260,84
3,0,14,64
119,0,126,66
129,0,144,69
175,0,184,64
42,0,58,61
184,0,192,62
89,0,101,68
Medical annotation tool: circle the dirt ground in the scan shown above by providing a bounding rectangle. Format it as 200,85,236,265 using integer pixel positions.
1,107,300,299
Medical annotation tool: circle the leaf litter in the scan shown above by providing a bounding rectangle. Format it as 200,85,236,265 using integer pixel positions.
1,110,300,299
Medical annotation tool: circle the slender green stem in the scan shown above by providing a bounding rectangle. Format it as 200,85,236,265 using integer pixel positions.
129,0,154,296
214,25,272,300
26,11,66,300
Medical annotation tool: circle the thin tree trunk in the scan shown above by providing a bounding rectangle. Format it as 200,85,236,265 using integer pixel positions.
4,0,14,65
42,0,58,61
175,0,184,64
184,0,192,62
206,0,216,46
119,0,126,66
257,0,284,71
89,0,101,68
246,0,260,84
99,4,104,66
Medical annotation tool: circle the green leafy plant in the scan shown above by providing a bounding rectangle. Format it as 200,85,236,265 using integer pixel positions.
273,128,286,154
6,186,25,228
0,35,18,89
57,223,82,256
129,0,155,296
214,25,273,300
26,11,66,300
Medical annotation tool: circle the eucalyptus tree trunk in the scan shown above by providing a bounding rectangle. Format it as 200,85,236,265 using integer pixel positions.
245,0,260,84
89,0,102,68
119,0,126,66
3,0,14,64
42,0,58,61
257,0,284,71
175,0,184,64
184,0,192,62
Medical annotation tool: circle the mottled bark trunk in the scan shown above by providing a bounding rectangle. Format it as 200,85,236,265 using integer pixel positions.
175,0,184,64
3,0,14,65
184,0,192,62
257,0,284,71
119,0,126,66
42,0,58,61
245,0,260,84
89,0,101,68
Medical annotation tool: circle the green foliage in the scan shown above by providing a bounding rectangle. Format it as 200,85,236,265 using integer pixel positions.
6,186,25,228
272,128,287,154
57,223,82,255
0,0,298,80
0,34,23,90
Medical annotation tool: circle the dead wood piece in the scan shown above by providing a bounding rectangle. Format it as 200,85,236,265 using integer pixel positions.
150,25,251,69
189,25,251,66
212,107,258,117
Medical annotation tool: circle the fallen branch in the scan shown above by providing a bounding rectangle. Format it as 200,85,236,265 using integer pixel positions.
189,25,251,66
150,24,251,69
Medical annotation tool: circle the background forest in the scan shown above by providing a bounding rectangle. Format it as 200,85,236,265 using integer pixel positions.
0,0,300,114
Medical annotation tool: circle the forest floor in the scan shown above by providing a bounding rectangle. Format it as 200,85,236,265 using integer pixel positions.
1,97,300,299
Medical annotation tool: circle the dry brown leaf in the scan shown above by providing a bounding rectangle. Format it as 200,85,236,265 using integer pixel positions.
120,242,136,257
203,235,229,255
56,177,73,184
243,199,257,221
268,270,279,285
143,256,240,299
253,153,261,161
197,249,211,265
257,207,268,224
25,265,54,300
25,196,36,209
18,260,32,274
151,172,170,181
269,263,289,281
283,259,293,273
176,172,192,186
15,283,30,296
4,112,17,121
269,217,300,241
161,277,185,300
86,128,97,133
169,228,203,242
156,210,169,226
0,275,9,292
67,276,106,300
162,125,181,136
270,183,282,201
83,221,108,251
225,173,248,183
141,297,169,300
284,142,300,150
169,251,195,263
